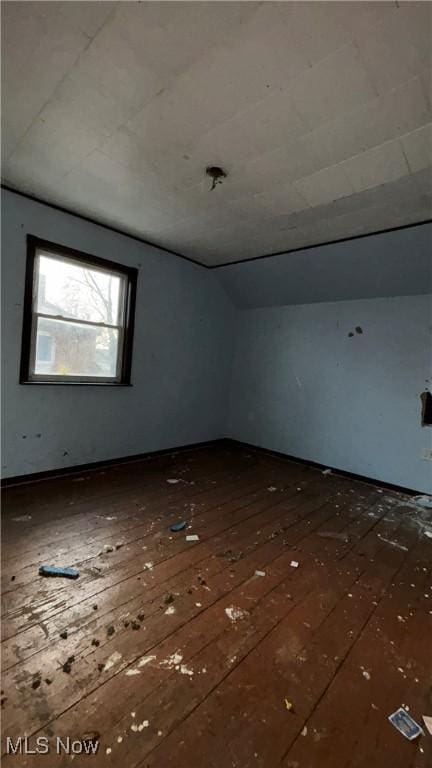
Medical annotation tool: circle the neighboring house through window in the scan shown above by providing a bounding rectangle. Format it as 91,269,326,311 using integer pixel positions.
20,236,137,384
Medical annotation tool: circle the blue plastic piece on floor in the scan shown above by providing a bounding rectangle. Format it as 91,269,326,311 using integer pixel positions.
39,565,80,579
170,521,187,532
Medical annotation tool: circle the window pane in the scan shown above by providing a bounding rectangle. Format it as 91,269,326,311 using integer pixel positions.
33,317,120,378
37,254,123,325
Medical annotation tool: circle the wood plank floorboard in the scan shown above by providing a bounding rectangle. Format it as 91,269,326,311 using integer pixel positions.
1,444,430,767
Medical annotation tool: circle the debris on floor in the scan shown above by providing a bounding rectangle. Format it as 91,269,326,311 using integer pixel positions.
290,560,299,568
12,515,32,522
166,478,180,484
317,531,349,542
254,570,266,577
170,520,187,532
377,534,408,552
186,534,199,541
422,715,432,735
322,469,332,476
412,495,432,508
131,719,149,732
160,651,183,670
179,663,194,676
62,655,75,674
267,486,277,492
39,565,79,579
388,708,423,740
225,606,249,623
284,699,294,711
104,651,122,672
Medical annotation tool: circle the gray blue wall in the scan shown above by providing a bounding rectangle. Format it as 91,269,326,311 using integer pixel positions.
226,295,432,493
2,189,431,491
1,189,234,477
217,222,432,493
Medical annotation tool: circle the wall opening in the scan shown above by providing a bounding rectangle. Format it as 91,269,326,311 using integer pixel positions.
420,391,432,426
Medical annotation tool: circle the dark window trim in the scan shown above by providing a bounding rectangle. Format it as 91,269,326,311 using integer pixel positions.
20,235,137,386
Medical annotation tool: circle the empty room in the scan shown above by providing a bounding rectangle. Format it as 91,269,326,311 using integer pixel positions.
1,1,431,766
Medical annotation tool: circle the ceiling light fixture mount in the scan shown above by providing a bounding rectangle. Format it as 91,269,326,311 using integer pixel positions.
206,166,227,191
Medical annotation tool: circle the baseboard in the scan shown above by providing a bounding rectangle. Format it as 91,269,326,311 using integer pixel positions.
225,438,421,496
1,438,230,488
2,436,423,496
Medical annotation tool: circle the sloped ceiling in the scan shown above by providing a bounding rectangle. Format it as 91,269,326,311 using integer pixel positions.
216,222,432,307
1,1,431,266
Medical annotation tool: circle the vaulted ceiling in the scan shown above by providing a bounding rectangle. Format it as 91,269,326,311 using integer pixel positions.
2,1,431,266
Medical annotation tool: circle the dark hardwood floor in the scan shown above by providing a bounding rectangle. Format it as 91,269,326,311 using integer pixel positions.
1,443,431,767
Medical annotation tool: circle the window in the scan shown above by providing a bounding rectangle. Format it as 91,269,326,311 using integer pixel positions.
20,236,137,385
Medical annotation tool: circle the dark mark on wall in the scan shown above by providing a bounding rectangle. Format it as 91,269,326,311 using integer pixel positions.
355,326,363,334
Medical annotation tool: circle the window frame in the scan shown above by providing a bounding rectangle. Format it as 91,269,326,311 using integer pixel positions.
20,236,137,386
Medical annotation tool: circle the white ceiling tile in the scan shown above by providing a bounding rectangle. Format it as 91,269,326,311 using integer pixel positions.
392,1,432,65
1,3,92,156
246,132,325,190
115,1,259,81
55,2,115,40
335,1,429,93
342,140,409,194
68,21,164,112
200,88,308,160
36,72,136,144
275,2,348,69
20,114,103,160
401,124,432,174
304,75,432,171
287,44,377,132
294,164,355,208
230,183,309,220
2,139,82,193
354,25,424,96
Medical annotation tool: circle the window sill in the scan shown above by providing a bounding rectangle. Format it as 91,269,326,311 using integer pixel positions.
19,380,133,387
